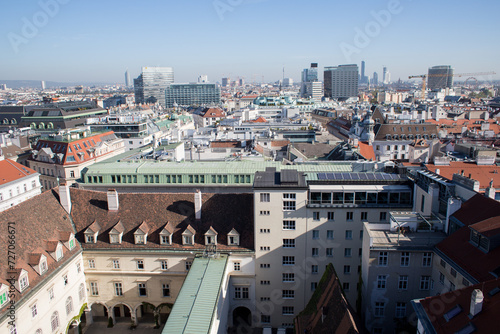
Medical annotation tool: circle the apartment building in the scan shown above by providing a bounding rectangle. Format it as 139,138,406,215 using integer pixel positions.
0,159,41,212
253,168,413,329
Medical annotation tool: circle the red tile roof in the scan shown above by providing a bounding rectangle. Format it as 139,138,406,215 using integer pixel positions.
425,161,500,190
358,141,375,160
426,118,500,135
0,159,37,186
451,194,500,227
417,278,500,334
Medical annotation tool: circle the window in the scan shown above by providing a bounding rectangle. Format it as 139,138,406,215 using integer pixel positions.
346,212,353,221
161,260,168,270
260,193,270,202
186,261,192,270
76,262,81,274
395,302,406,318
48,287,55,300
162,284,170,297
260,246,270,251
359,230,363,240
85,235,95,243
260,280,270,285
161,235,171,245
344,248,352,257
377,275,387,289
70,171,75,178
90,282,99,296
312,248,319,257
282,306,294,315
450,268,457,277
282,256,295,265
343,282,350,291
50,312,59,331
88,259,95,269
19,275,28,291
398,275,408,290
420,276,431,290
234,287,249,299
283,220,295,230
422,252,432,267
345,230,352,240
326,248,333,257
344,265,351,274
283,193,296,210
311,282,318,291
112,260,120,269
440,259,446,268
327,230,334,240
114,282,123,296
380,212,387,221
65,297,73,315
260,263,270,268
449,282,455,291
138,283,147,296
462,278,470,287
327,212,335,220
374,302,385,317
283,239,295,248
421,195,425,212
78,283,85,301
31,304,37,318
400,252,410,267
313,212,320,221
283,273,295,282
136,260,144,270
233,262,241,271
40,260,48,274
312,230,319,239
282,290,294,299
0,290,8,307
312,265,318,274
63,274,68,286
378,252,388,266
439,273,445,284
135,234,145,244
261,315,271,324
260,229,270,233
361,212,368,220
260,210,270,216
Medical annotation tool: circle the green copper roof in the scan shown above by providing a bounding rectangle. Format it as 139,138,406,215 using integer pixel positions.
163,255,228,334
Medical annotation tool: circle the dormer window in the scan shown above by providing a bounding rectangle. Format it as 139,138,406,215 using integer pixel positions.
135,235,145,244
183,235,193,245
40,259,48,274
182,225,196,245
205,227,218,245
86,235,95,243
0,284,9,308
56,245,63,261
227,228,240,246
19,275,29,291
160,222,173,245
160,235,171,245
109,221,124,244
470,229,490,253
134,222,149,245
84,221,100,244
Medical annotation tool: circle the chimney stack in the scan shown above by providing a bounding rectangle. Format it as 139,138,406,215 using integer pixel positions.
470,289,484,318
195,189,202,220
107,189,119,211
59,183,72,214
435,169,440,175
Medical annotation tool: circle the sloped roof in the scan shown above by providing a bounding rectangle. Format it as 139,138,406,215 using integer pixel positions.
450,194,500,227
357,142,375,160
0,159,37,186
425,161,500,190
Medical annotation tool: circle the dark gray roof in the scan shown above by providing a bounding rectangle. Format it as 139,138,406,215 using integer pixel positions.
253,167,307,189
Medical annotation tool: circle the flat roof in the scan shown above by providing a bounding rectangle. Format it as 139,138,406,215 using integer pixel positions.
163,255,228,334
366,224,446,250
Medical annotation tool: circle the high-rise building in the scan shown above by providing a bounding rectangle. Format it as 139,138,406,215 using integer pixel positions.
427,65,454,90
373,72,379,86
323,64,359,99
283,78,293,87
125,69,131,87
303,81,324,101
360,61,368,84
134,66,174,106
164,83,221,108
41,80,45,90
221,77,230,87
300,63,319,98
198,75,208,83
382,66,388,84
238,78,245,86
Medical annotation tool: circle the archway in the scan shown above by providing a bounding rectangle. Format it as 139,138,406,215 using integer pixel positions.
232,306,252,331
112,303,132,323
90,303,108,322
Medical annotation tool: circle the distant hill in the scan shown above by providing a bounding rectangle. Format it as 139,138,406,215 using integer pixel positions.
0,80,118,89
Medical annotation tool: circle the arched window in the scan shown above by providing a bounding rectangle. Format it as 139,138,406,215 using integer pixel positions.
3,118,8,124
78,283,85,301
30,122,37,129
11,118,17,124
35,329,43,334
50,312,59,332
47,122,54,129
38,122,45,129
65,296,73,315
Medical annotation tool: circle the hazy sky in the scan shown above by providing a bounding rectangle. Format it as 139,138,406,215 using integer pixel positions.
1,0,499,84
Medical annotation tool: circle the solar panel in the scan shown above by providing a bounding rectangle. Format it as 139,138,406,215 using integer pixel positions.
382,174,392,180
341,173,351,179
359,173,368,180
317,173,327,180
326,173,335,179
333,173,343,179
374,174,384,180
351,173,360,180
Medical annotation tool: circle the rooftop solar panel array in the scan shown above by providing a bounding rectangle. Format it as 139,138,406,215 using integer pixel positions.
316,172,405,181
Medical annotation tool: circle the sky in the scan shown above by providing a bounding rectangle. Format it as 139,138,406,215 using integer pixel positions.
1,0,499,84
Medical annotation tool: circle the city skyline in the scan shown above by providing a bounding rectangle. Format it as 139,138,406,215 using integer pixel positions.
1,0,499,84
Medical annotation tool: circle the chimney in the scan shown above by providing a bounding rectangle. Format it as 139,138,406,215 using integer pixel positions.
59,183,72,214
435,168,440,175
469,289,484,318
195,189,202,220
107,189,119,211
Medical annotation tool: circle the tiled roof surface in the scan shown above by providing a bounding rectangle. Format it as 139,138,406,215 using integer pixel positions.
415,278,500,334
425,162,500,190
0,190,81,311
450,194,500,226
358,142,375,160
0,159,37,186
426,118,500,135
67,188,254,251
374,123,439,140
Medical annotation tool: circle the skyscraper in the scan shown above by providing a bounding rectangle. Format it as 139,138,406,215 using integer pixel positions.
125,69,131,88
323,64,359,99
221,78,230,87
360,61,368,84
427,65,454,90
382,66,387,84
164,83,221,108
373,72,378,86
300,63,320,98
134,67,174,106
41,80,46,90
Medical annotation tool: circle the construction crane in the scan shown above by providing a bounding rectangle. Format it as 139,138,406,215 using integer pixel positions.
408,71,496,100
